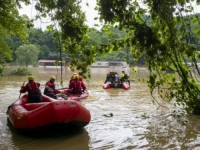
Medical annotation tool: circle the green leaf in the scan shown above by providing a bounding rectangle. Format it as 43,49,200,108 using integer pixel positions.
46,25,54,31
41,13,47,18
54,60,59,66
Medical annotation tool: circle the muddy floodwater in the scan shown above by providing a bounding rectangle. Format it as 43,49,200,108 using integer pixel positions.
1,66,200,150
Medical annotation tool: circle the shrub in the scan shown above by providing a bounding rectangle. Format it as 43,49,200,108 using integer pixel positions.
9,68,32,76
0,65,4,76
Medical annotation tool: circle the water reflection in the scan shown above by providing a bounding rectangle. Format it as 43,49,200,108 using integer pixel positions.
5,116,90,150
143,114,200,150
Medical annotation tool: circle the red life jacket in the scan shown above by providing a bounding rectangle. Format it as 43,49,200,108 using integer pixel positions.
27,82,41,95
69,80,86,94
44,81,55,94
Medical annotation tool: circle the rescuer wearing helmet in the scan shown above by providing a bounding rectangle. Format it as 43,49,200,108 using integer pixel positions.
70,72,83,83
44,76,57,99
69,75,86,94
120,71,130,85
104,70,115,83
20,76,43,103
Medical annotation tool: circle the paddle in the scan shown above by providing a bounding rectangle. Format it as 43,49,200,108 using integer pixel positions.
85,90,93,98
57,87,68,90
19,81,25,99
97,80,103,84
129,79,135,82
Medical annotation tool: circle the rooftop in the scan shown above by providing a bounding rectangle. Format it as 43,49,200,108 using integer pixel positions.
38,59,65,63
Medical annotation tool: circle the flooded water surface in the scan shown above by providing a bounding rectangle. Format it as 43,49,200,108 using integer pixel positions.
1,66,200,150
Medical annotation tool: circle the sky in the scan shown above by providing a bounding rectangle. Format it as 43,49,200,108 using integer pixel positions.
19,0,200,30
19,0,99,30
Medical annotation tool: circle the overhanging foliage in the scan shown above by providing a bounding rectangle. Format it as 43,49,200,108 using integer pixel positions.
2,0,200,114
95,0,200,114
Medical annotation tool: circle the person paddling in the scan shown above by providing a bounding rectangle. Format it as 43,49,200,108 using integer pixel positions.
20,76,43,103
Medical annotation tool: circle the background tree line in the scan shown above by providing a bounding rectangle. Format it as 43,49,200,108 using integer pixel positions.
3,14,200,67
4,27,145,66
5,28,70,66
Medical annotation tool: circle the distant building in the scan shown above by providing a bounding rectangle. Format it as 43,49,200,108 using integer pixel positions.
38,59,65,68
90,61,128,68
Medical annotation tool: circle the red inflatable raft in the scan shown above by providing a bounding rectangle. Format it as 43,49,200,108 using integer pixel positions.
55,88,88,101
103,81,130,90
7,94,91,129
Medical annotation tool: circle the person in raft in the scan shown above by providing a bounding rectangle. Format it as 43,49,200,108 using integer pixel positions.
114,72,119,83
104,70,115,83
70,73,83,82
120,71,130,85
20,76,43,103
69,75,86,95
44,76,57,99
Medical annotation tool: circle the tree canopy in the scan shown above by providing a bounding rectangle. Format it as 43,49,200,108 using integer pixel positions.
95,0,200,114
0,0,31,63
15,44,39,66
1,0,200,114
